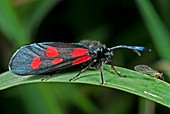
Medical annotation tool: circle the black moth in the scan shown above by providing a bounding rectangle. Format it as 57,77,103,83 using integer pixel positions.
9,40,151,84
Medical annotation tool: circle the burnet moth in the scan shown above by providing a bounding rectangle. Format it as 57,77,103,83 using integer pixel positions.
9,40,151,84
134,65,163,80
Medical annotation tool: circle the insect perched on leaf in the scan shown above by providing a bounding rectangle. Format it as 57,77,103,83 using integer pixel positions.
9,40,151,84
134,65,163,80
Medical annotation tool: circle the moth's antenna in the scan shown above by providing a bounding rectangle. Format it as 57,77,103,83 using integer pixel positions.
110,45,151,56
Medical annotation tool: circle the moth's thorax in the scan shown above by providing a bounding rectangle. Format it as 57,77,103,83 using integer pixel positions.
80,40,113,64
80,40,106,50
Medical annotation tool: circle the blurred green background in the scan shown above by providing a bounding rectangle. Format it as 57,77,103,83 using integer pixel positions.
1,0,170,114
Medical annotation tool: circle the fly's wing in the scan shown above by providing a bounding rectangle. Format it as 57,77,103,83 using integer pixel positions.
9,42,92,75
134,65,158,76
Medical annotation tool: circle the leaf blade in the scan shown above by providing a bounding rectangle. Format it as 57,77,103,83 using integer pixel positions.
0,65,170,108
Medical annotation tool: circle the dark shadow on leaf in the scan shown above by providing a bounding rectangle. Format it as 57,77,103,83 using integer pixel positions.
25,75,49,81
24,68,81,81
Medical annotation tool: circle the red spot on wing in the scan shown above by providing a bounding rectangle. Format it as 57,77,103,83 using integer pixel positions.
70,48,88,57
52,58,63,65
72,55,91,65
31,57,42,69
46,46,58,57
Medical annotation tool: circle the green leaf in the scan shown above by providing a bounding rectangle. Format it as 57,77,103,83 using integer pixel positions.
0,65,170,108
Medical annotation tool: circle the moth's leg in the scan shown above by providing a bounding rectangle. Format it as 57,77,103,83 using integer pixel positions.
111,64,125,77
69,59,96,81
41,75,52,81
99,63,104,84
